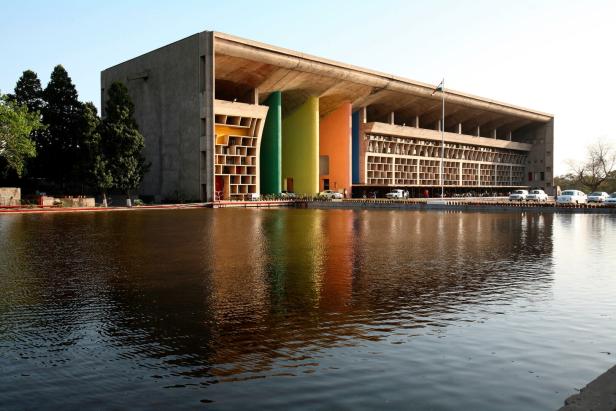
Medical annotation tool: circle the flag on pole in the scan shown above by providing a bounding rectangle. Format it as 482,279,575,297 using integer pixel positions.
431,79,444,95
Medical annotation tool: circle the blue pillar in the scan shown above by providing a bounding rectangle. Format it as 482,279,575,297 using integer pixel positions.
352,111,360,184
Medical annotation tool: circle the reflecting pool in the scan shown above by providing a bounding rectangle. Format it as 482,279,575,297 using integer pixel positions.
1,209,615,410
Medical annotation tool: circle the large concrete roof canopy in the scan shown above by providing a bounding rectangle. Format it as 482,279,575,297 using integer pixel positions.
213,31,553,130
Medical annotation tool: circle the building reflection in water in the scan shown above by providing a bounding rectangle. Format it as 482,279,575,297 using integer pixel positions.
0,209,555,384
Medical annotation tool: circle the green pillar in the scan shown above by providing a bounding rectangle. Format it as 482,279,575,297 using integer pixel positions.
282,96,319,195
260,91,282,194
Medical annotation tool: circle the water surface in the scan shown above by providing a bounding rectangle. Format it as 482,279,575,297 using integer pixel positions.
1,209,615,410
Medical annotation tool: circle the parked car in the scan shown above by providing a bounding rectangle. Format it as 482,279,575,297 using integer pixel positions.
319,190,344,199
386,189,409,199
280,191,297,199
556,190,587,204
605,192,616,205
587,191,609,203
526,189,549,202
509,190,529,201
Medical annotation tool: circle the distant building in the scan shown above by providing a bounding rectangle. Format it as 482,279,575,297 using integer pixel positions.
101,31,554,202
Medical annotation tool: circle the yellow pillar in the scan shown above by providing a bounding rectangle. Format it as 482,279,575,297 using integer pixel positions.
282,96,319,194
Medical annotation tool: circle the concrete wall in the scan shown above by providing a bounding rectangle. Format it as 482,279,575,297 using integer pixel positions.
101,34,204,202
520,120,555,194
59,197,96,208
0,187,20,206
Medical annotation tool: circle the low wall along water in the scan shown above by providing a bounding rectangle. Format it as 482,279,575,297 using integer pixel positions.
0,187,20,206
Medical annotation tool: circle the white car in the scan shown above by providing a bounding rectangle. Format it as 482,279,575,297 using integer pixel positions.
526,189,548,202
319,190,343,199
556,190,587,204
509,190,529,201
605,193,616,205
386,189,409,199
587,191,609,203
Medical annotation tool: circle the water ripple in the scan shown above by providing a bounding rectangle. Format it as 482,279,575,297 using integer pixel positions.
1,210,615,410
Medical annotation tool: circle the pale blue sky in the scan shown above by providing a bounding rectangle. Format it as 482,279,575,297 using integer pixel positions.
2,0,615,174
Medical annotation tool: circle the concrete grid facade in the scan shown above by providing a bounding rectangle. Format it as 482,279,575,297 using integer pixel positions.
101,31,554,202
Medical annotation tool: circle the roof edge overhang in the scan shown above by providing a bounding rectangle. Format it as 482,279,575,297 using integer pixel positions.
213,31,553,123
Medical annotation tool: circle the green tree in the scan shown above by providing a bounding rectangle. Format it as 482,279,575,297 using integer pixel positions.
10,70,45,113
101,82,149,206
82,102,113,206
40,65,86,190
0,94,42,177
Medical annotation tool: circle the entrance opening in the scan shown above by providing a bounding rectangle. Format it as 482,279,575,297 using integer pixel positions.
285,178,294,193
215,176,224,200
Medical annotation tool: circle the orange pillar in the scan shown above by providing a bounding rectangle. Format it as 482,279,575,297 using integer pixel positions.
319,103,352,196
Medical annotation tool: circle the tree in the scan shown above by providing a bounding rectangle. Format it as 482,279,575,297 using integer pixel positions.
75,102,102,191
567,139,616,192
39,65,86,189
0,94,42,177
82,102,113,206
10,70,45,113
100,82,149,206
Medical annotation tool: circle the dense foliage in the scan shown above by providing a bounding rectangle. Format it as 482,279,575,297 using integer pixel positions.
9,69,44,113
1,67,149,202
0,94,43,177
100,82,149,199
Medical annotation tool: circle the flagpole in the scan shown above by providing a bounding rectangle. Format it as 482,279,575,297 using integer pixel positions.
440,79,445,198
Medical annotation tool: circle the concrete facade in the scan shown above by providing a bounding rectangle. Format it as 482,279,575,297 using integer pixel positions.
101,34,204,202
101,31,555,201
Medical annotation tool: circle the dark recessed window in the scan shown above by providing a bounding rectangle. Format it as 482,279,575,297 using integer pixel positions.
199,56,206,92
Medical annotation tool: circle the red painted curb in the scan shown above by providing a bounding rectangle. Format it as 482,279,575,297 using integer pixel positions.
0,204,208,214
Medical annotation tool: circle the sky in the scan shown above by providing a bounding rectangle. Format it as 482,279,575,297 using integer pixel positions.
1,0,615,175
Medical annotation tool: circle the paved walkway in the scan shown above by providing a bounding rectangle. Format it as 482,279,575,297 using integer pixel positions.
559,365,616,410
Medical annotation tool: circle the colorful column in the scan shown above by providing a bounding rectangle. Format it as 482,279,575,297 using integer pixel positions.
282,96,319,195
260,91,282,194
319,103,352,196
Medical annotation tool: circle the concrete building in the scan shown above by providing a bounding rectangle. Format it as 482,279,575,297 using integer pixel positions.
101,31,554,202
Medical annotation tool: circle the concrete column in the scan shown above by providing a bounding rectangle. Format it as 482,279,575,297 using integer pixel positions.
458,123,462,134
508,130,512,141
360,106,367,124
492,129,497,139
260,91,282,194
476,126,480,137
352,111,360,184
320,103,352,197
199,31,215,203
416,162,420,185
251,88,259,105
459,162,463,185
415,115,420,128
388,112,395,125
282,96,320,195
437,120,442,131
